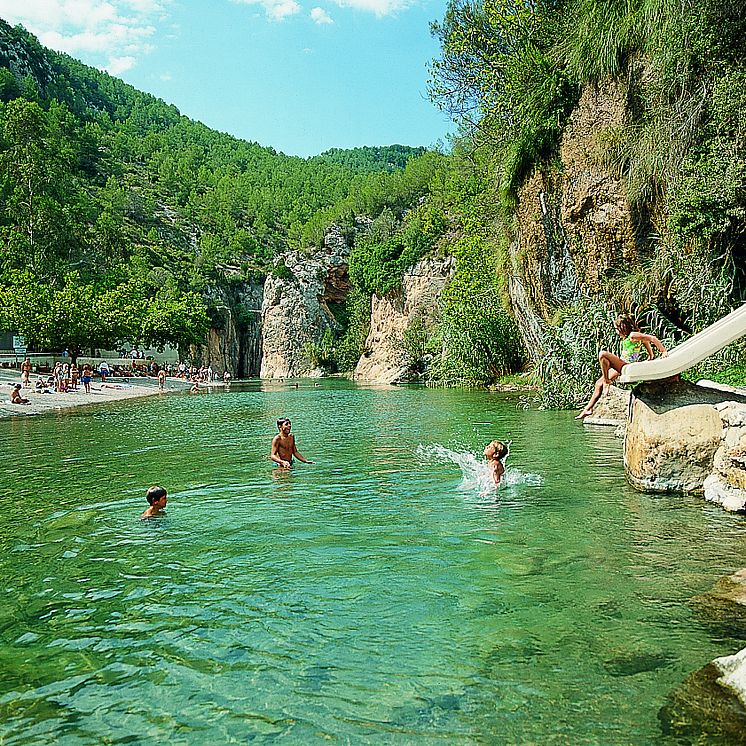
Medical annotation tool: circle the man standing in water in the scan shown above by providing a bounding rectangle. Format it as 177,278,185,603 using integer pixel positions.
270,418,314,468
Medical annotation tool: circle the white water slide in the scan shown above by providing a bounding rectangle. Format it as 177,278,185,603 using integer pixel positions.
618,303,746,384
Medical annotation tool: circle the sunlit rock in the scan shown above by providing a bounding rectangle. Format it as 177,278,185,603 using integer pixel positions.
354,256,454,384
583,384,630,427
624,380,746,494
261,229,352,379
509,81,641,360
703,402,746,512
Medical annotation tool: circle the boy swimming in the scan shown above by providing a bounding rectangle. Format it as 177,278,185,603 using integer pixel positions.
484,440,509,487
141,485,168,519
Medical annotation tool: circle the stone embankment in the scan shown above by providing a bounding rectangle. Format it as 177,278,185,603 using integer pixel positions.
586,379,746,512
623,380,746,511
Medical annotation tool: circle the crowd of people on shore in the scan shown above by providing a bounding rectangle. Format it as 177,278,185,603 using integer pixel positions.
9,356,233,404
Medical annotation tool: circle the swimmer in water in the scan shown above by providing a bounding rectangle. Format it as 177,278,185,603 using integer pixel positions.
141,485,168,519
484,440,509,487
270,418,314,469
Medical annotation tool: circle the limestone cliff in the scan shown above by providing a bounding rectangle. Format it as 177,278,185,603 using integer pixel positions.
187,281,263,377
509,80,644,358
260,228,351,379
355,256,455,384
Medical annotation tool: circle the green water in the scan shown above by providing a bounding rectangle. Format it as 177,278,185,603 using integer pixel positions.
1,380,745,744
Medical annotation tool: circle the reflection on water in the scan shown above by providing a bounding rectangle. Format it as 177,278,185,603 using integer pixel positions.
0,380,745,744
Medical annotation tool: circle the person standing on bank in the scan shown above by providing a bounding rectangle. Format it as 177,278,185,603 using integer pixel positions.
20,358,31,388
576,314,667,420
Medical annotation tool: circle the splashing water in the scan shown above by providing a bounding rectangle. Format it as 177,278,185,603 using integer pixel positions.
416,443,544,496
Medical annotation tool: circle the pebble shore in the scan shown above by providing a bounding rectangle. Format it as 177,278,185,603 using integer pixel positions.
0,373,184,419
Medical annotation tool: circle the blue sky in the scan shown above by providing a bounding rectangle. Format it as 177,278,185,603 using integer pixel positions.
0,0,453,157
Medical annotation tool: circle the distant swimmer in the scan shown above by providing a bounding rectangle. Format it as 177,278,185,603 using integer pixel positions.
484,440,509,487
270,417,314,469
141,485,168,519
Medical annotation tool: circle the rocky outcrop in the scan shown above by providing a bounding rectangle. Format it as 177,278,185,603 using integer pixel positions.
661,570,746,743
704,402,746,512
188,281,264,377
583,384,631,427
354,256,455,384
509,81,643,359
624,380,746,495
260,228,351,379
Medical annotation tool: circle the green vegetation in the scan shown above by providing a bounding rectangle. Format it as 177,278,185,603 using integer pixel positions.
426,0,746,403
0,19,430,357
2,1,744,396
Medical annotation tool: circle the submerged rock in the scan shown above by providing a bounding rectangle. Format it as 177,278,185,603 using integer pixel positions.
691,569,746,638
659,658,746,744
603,648,674,677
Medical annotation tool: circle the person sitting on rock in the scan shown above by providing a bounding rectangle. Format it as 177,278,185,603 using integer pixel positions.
576,314,667,420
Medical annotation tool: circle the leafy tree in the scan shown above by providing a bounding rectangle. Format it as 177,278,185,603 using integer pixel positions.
140,288,210,349
0,273,141,361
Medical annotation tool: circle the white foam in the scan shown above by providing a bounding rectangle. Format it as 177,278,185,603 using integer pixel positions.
416,443,543,497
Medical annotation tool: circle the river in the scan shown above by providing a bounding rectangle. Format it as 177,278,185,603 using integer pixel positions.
1,379,744,743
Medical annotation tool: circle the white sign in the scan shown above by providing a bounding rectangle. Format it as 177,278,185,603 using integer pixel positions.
12,335,26,353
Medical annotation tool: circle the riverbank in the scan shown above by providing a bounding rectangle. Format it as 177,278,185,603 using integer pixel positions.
0,372,198,419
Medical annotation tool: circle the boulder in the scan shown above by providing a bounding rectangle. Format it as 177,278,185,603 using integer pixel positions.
703,402,746,512
662,570,746,742
624,380,746,494
583,384,630,427
658,657,746,744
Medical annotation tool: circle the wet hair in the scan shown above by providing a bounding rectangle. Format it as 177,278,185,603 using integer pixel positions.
614,315,639,337
145,485,167,505
276,418,291,428
486,440,509,461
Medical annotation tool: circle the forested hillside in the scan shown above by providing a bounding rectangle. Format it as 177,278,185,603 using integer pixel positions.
0,19,436,358
1,0,744,400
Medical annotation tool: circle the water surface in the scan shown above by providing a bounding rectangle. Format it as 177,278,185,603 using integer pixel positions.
1,380,745,744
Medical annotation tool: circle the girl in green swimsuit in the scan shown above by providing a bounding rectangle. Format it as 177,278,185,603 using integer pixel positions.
576,315,667,420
